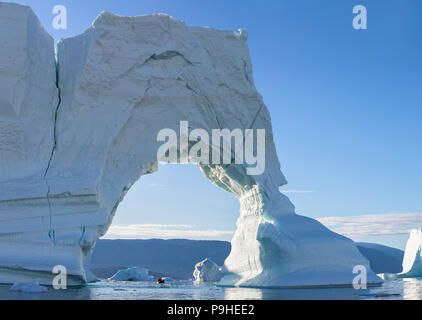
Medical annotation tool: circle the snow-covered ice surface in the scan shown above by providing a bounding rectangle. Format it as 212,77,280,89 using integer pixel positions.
398,230,422,278
109,267,154,281
0,2,381,287
1,278,422,300
193,259,222,283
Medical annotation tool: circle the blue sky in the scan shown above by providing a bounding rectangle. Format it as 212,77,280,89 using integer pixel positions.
19,0,422,249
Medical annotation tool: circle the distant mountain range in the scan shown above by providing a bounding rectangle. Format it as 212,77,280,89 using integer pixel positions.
356,242,404,274
89,239,404,279
89,239,231,279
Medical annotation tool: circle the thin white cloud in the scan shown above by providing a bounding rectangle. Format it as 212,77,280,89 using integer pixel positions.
102,224,234,241
317,212,422,237
103,213,422,241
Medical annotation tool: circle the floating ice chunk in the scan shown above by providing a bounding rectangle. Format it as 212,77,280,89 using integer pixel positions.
10,279,48,293
377,273,398,280
109,267,154,281
193,258,222,283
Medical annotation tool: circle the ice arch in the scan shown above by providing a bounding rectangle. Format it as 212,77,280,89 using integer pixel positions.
0,3,381,287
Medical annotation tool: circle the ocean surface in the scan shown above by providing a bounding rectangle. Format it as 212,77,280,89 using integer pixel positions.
1,278,422,300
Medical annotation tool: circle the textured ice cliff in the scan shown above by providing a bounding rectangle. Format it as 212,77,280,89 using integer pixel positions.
398,230,422,278
0,2,61,284
0,2,381,287
193,258,222,283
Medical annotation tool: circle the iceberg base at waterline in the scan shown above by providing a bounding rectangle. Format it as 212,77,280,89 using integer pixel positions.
218,210,382,288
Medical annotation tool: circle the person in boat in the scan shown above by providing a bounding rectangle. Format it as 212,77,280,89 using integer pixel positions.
157,277,165,284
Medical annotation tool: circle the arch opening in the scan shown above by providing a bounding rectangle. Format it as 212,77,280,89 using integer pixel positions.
90,163,238,280
104,163,239,242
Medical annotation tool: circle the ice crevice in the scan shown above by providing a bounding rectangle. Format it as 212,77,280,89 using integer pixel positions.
43,54,62,246
0,3,382,288
148,50,196,66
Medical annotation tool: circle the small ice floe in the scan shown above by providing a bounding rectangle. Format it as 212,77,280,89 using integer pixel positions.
108,267,154,281
10,279,48,293
377,273,399,280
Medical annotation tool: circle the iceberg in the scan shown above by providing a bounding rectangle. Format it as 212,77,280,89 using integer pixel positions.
193,258,222,283
108,267,154,282
0,2,381,287
398,229,422,278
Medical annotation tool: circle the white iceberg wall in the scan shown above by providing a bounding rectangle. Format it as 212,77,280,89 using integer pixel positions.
0,3,84,285
0,5,381,287
0,2,58,198
399,229,422,278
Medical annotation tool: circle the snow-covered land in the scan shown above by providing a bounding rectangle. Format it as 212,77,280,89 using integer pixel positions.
108,267,154,282
0,2,381,287
398,230,422,278
193,258,222,283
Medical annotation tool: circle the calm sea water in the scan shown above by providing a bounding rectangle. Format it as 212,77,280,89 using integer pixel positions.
1,278,422,300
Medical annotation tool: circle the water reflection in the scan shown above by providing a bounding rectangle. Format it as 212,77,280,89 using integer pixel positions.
224,287,367,300
402,278,422,300
0,278,416,300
